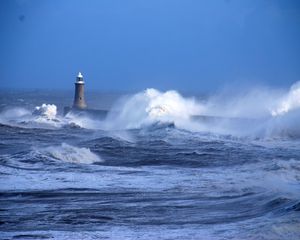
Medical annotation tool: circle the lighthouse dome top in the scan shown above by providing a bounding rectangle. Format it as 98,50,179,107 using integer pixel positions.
76,72,84,83
77,72,83,78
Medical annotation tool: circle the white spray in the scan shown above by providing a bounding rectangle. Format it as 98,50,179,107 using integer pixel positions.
33,104,57,119
1,82,300,138
104,88,204,130
43,143,102,164
271,81,300,116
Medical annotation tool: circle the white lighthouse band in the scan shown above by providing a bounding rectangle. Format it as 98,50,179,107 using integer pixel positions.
73,72,87,109
76,72,85,84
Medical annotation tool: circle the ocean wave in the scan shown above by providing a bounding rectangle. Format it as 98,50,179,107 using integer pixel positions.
0,104,64,129
103,88,204,130
1,82,300,140
0,104,96,130
271,81,300,116
102,84,300,139
0,143,103,169
42,143,102,164
32,103,57,119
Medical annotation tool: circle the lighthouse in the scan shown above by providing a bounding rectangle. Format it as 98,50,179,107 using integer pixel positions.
73,72,87,109
64,72,108,117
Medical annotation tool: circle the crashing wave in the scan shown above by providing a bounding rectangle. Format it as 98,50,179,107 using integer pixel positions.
1,83,300,139
0,104,63,128
42,143,102,164
144,89,201,119
32,104,58,120
104,88,204,130
271,81,300,116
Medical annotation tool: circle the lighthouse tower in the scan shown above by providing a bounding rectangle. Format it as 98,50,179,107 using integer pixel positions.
73,72,87,109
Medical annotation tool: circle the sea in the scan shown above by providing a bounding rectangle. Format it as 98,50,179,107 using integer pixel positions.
0,86,299,240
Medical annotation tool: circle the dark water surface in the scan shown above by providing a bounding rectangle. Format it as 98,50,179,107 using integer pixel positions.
0,90,299,239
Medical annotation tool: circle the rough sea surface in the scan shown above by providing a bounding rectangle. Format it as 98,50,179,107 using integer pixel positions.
0,89,299,240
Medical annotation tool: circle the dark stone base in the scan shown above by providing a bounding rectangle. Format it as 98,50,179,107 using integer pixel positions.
64,106,109,119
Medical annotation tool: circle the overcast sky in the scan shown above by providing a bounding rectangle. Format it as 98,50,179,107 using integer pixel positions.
1,0,300,92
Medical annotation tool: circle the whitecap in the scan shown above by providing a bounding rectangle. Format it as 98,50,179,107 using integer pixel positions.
43,143,102,164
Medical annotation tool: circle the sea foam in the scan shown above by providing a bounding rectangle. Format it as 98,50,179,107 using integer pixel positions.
104,88,204,130
43,143,102,164
1,83,300,138
271,81,300,116
103,83,300,138
33,104,58,119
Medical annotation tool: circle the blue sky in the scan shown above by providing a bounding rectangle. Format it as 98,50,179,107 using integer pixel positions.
1,0,300,91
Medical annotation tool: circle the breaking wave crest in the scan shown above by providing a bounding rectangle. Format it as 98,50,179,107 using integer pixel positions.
0,104,90,129
1,82,300,139
103,84,300,138
0,103,63,128
32,104,58,119
104,88,204,130
42,143,102,164
271,81,300,116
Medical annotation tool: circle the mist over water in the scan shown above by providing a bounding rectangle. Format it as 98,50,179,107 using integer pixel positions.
91,82,299,138
104,88,203,131
99,82,300,138
272,82,300,116
0,83,300,239
1,82,300,138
